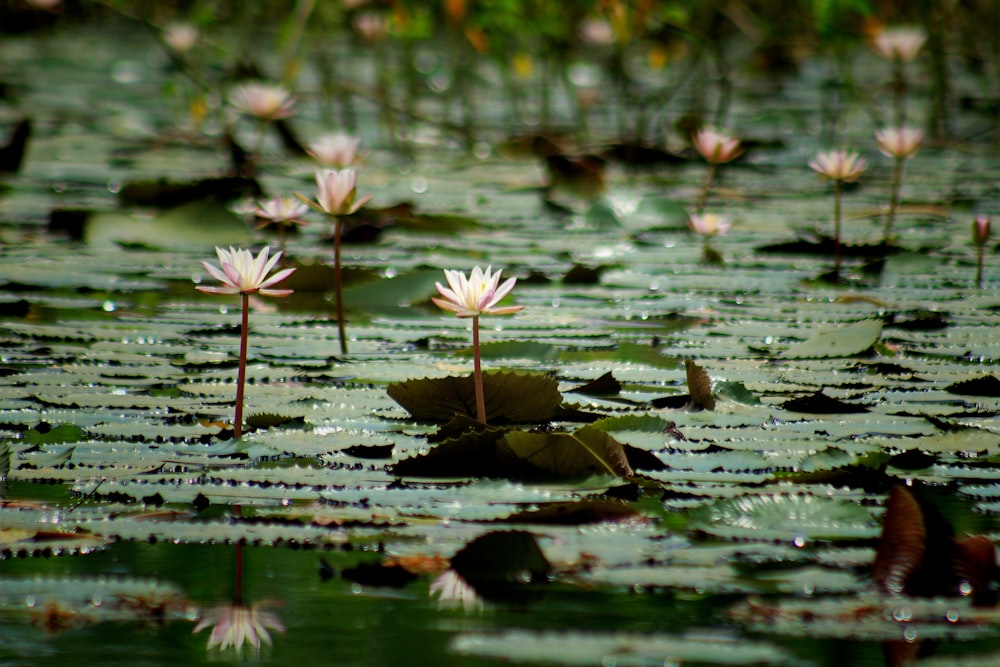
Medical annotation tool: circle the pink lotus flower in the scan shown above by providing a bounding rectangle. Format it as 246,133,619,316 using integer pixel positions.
809,149,867,183
308,168,372,217
308,133,360,168
974,215,991,246
229,82,296,121
163,22,198,54
692,127,743,165
687,213,731,238
871,26,926,62
253,196,309,228
432,266,524,319
196,246,295,297
193,602,285,655
876,126,923,159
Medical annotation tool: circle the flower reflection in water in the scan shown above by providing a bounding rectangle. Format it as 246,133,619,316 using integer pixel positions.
193,600,285,656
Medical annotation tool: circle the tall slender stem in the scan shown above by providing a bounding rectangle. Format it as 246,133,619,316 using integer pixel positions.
233,293,249,439
976,244,984,289
697,163,718,215
883,157,905,243
472,315,485,424
833,180,843,280
892,59,907,127
333,215,348,355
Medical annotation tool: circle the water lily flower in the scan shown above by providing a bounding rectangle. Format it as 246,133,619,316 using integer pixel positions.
196,246,295,297
252,196,310,253
229,82,296,121
871,26,926,62
163,22,198,54
687,213,731,238
875,127,923,242
809,149,867,183
692,126,743,165
307,133,360,168
308,168,372,217
429,569,483,612
193,602,285,655
974,215,991,246
691,126,742,214
432,266,524,318
196,246,294,439
809,150,867,281
432,266,523,423
297,168,373,356
876,126,923,160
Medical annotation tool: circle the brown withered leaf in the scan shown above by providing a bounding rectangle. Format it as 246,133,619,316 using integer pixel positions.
873,485,927,595
685,360,715,411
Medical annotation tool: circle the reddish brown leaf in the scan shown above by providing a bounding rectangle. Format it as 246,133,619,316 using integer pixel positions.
951,535,998,595
873,485,926,595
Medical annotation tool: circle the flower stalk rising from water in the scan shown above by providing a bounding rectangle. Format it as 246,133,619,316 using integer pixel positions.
691,126,743,214
196,246,295,438
871,25,926,126
432,266,523,424
876,126,923,243
809,149,867,280
253,196,310,255
298,168,372,355
973,215,991,289
687,212,732,265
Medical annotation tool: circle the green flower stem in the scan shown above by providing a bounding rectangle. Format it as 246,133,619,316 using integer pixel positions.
472,315,486,424
883,156,905,243
833,179,843,280
333,215,348,355
234,293,249,439
697,163,718,215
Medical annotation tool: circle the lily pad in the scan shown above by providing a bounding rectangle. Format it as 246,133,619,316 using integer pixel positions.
387,371,562,423
779,319,883,359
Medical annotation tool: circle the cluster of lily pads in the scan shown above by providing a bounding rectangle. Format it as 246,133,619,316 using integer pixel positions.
2,6,1000,664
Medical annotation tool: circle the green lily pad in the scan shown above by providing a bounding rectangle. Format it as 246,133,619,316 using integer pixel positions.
387,371,562,423
779,319,883,359
499,426,633,478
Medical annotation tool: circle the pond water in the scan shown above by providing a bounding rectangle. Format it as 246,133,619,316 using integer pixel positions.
1,12,999,667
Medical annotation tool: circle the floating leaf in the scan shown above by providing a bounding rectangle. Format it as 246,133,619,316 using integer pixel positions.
499,426,633,478
780,319,883,359
387,371,562,423
451,629,793,666
566,371,621,396
782,390,869,414
945,375,1000,397
497,499,640,525
458,341,560,362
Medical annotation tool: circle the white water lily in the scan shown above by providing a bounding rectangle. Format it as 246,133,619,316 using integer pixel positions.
196,246,295,297
432,266,524,319
229,82,295,121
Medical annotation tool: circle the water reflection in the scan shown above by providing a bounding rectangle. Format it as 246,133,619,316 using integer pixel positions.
192,508,285,657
